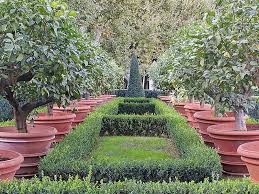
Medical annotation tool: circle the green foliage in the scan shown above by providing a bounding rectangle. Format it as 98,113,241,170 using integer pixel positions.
101,114,167,136
0,120,15,127
113,89,165,98
0,177,259,193
127,53,145,97
40,98,221,182
118,102,155,115
0,96,13,121
68,0,214,70
124,98,150,103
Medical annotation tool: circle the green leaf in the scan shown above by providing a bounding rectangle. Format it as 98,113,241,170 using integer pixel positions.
16,54,24,62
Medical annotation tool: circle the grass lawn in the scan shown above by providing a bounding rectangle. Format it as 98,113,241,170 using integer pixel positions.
91,136,179,162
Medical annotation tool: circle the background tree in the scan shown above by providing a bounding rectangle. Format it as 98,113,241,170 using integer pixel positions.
68,0,214,72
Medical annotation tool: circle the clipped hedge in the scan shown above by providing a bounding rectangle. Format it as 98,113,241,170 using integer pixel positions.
1,177,259,193
0,96,13,121
124,98,150,103
113,89,166,98
40,98,221,182
101,115,167,136
118,102,156,115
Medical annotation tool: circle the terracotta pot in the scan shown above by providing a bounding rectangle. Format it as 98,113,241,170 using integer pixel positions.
77,99,98,111
0,125,56,178
208,123,259,176
173,102,188,118
159,96,171,104
0,149,24,180
53,105,91,127
194,111,235,147
238,141,259,183
184,103,212,129
33,112,75,143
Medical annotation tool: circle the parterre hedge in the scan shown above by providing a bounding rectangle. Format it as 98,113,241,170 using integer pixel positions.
101,115,167,136
117,102,156,115
40,98,222,182
1,177,259,194
113,89,166,98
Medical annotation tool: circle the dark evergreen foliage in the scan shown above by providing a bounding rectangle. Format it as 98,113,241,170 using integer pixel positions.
127,53,145,97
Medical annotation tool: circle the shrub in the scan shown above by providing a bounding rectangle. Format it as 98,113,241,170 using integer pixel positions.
126,53,145,97
124,98,150,103
40,98,222,182
113,89,166,98
117,103,156,115
0,96,13,121
101,115,167,136
0,177,258,193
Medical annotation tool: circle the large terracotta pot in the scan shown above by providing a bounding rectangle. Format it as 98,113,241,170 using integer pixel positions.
184,103,212,129
53,105,91,127
33,112,75,143
173,102,188,118
0,149,24,180
89,97,105,105
238,141,259,183
100,95,116,101
159,96,171,104
194,111,235,147
77,99,98,111
208,123,259,176
0,125,56,178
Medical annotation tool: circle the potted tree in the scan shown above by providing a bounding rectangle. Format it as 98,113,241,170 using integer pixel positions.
0,0,88,177
205,0,259,176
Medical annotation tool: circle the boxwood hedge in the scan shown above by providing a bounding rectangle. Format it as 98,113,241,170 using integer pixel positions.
40,98,222,182
0,177,258,194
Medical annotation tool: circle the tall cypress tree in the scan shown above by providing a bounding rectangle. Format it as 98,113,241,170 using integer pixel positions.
127,51,145,97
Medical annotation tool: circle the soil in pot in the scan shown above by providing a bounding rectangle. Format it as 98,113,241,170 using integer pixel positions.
33,112,75,143
208,123,259,176
238,141,259,183
184,103,212,129
194,111,235,148
0,149,24,180
0,125,56,178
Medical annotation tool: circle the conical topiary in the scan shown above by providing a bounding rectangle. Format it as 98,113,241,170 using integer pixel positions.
127,52,145,97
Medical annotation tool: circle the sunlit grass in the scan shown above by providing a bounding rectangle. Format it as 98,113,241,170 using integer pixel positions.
91,136,179,162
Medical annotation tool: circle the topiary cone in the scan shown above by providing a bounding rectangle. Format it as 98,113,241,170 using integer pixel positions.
126,52,145,97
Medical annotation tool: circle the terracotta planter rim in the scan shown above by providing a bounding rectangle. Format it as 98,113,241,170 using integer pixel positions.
35,112,76,121
194,111,235,122
184,103,212,111
0,125,57,138
238,141,259,159
174,102,188,106
208,124,259,136
0,149,24,168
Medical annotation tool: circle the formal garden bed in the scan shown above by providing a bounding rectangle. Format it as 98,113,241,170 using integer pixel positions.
39,98,221,182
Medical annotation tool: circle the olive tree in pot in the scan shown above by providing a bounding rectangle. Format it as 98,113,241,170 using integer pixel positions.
167,24,212,129
0,0,88,177
205,0,259,176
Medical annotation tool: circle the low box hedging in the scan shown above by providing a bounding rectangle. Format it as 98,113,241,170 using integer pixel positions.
123,98,151,103
101,115,167,136
113,89,166,98
117,102,156,115
1,177,259,193
40,98,222,182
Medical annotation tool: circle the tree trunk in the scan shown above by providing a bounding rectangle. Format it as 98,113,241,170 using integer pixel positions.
14,109,28,133
234,108,247,131
214,95,221,117
200,100,205,108
47,103,53,116
85,90,90,100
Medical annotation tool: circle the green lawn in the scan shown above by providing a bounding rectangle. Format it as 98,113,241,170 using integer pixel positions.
91,136,179,162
